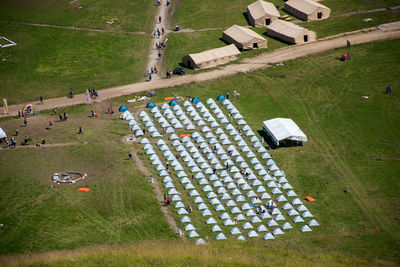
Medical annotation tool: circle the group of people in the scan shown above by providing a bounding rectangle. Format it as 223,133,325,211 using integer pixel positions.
155,41,166,50
153,27,165,39
88,88,99,99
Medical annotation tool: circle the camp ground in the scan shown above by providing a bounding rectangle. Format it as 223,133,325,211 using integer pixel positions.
0,0,399,265
122,95,316,241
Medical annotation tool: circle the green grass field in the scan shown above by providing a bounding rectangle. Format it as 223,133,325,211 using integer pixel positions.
164,0,399,73
0,0,400,265
0,23,149,105
0,104,175,254
113,39,400,263
172,0,391,30
0,0,157,33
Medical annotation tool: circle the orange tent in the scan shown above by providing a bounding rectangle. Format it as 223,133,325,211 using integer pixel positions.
164,97,174,101
179,134,190,138
78,188,90,192
305,196,315,202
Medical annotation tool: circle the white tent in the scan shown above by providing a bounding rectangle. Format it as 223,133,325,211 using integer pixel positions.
202,209,212,217
211,225,222,232
230,227,241,235
263,118,307,146
188,230,199,238
257,224,268,232
272,228,284,235
215,233,227,240
300,225,312,232
308,219,319,227
247,230,259,238
180,216,191,223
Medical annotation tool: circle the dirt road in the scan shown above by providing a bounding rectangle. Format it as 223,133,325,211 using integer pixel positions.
1,22,399,118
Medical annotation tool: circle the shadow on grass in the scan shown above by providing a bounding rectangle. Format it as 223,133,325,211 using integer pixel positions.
257,129,277,150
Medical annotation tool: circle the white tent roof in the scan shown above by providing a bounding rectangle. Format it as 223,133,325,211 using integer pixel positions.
263,118,307,146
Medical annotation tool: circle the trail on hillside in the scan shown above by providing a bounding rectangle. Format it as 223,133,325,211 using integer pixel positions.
1,22,400,118
145,0,173,81
131,150,180,236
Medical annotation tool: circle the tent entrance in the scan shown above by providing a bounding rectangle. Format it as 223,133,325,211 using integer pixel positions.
265,18,271,25
303,35,308,42
317,12,322,19
253,43,258,48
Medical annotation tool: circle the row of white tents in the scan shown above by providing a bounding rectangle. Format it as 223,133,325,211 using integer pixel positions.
121,97,318,240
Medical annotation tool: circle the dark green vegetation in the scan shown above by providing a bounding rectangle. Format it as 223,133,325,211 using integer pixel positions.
0,104,175,254
121,39,400,263
0,0,156,33
0,23,149,105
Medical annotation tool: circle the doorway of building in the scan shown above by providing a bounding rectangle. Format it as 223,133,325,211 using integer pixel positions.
317,12,322,19
265,18,271,25
253,43,259,49
303,35,308,42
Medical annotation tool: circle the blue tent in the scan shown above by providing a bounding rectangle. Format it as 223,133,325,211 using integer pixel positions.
192,97,201,103
169,99,179,106
217,95,226,101
146,102,156,108
119,105,129,112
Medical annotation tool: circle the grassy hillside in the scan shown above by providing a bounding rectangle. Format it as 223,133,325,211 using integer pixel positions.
0,23,149,105
0,104,175,254
114,39,400,263
0,39,398,265
0,240,384,266
0,0,157,33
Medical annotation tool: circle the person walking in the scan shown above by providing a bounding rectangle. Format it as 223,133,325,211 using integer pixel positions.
226,91,229,99
128,152,132,160
48,121,53,129
78,127,82,134
23,117,27,127
40,96,43,104
15,129,18,136
159,16,161,23
158,51,162,59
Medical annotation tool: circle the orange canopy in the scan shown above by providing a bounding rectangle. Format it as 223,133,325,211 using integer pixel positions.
305,196,315,202
179,134,190,138
78,188,90,192
164,97,174,101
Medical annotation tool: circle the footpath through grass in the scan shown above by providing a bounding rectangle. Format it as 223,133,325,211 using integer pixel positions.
116,39,400,263
0,104,175,254
0,23,150,105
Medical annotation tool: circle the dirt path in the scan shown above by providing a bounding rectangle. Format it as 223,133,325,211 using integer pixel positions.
0,20,146,35
145,1,172,81
131,150,180,236
1,141,88,150
1,22,400,118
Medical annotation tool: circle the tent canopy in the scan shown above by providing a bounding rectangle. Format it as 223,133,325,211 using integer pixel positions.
119,105,129,112
263,118,307,146
217,95,226,101
192,97,201,103
146,102,156,108
169,99,179,106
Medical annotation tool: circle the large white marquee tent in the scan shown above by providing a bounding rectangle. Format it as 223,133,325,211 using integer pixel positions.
263,118,307,146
